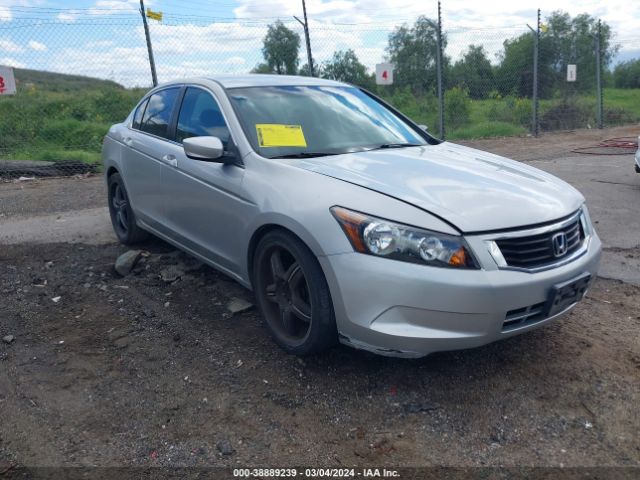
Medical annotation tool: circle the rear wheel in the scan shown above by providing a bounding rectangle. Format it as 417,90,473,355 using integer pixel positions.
107,172,148,245
253,230,337,356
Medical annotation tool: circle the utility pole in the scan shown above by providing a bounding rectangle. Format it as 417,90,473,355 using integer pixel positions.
527,9,540,137
595,20,603,129
139,0,158,86
294,0,314,76
435,0,444,139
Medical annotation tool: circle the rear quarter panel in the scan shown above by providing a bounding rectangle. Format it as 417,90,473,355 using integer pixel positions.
102,124,125,176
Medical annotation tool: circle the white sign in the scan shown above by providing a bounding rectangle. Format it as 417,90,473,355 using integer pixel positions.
0,66,17,95
567,64,577,82
375,63,394,85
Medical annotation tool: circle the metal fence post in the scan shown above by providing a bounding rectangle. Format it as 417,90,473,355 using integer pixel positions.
595,20,603,129
531,8,540,137
294,0,314,76
139,0,158,87
435,0,445,139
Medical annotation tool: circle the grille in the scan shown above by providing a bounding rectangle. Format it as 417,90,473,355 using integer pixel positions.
503,301,547,331
495,217,584,269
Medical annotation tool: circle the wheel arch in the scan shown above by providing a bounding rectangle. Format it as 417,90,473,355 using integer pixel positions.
245,218,326,288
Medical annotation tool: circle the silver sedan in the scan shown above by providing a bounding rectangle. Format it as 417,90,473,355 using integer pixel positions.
103,75,601,358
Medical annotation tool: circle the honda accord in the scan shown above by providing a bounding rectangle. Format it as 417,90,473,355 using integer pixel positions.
103,75,601,357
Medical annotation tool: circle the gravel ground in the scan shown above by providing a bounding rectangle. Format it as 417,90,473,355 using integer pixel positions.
0,126,639,472
1,243,638,470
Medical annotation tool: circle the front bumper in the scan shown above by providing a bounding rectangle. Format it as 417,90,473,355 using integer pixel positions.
319,232,602,358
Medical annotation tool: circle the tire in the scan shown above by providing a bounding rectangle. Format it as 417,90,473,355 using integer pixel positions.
252,229,337,356
107,172,149,245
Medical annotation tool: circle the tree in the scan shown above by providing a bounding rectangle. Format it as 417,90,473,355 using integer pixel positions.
386,16,447,95
251,63,273,74
542,11,617,93
495,11,618,98
495,33,549,98
258,21,301,75
613,59,640,88
298,59,320,77
448,45,494,99
321,49,374,89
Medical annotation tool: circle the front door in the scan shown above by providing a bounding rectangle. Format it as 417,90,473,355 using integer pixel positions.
160,86,251,277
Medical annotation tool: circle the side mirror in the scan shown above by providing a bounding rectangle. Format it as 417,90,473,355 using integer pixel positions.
183,136,224,162
418,124,428,132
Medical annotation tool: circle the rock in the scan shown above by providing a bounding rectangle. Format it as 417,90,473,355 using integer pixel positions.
160,265,185,283
227,297,254,314
216,439,235,456
115,250,142,276
51,296,61,303
2,335,15,344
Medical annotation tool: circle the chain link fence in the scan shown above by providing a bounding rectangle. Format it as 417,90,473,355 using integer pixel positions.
0,5,639,178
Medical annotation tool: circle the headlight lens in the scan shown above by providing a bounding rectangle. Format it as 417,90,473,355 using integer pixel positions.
331,206,478,269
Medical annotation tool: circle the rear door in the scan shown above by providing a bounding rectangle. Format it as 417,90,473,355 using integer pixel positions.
120,87,180,229
159,86,250,276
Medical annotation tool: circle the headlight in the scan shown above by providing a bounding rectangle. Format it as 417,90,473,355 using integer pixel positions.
331,206,478,269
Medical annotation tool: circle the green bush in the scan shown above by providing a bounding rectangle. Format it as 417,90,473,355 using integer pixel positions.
487,96,532,127
380,87,438,130
445,87,471,128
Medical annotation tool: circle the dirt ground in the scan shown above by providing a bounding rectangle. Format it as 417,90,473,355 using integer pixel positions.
0,126,639,473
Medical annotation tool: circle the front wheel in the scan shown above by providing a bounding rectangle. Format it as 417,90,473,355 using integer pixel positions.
253,230,337,356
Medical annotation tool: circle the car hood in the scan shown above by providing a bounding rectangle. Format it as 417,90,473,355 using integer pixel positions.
294,142,584,232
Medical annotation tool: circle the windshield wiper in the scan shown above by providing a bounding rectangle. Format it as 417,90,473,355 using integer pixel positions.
366,143,423,151
271,152,340,159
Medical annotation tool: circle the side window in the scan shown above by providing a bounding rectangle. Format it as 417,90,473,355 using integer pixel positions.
176,87,230,147
140,88,180,139
131,98,148,130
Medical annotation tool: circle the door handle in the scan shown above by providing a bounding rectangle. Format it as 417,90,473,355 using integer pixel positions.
122,136,133,146
162,154,178,167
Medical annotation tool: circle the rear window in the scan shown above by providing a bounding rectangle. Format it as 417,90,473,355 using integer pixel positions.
140,88,180,139
131,98,148,130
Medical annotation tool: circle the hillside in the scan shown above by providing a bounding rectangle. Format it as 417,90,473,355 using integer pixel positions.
13,68,124,92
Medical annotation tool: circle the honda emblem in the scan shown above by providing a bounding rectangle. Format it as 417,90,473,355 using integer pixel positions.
551,232,568,257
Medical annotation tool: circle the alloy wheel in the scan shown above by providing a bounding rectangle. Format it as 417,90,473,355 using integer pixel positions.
111,183,129,236
259,246,312,342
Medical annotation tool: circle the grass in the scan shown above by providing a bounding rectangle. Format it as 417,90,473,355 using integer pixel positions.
448,122,527,140
0,76,144,165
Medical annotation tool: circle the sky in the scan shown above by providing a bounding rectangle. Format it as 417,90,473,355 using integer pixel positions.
0,0,639,87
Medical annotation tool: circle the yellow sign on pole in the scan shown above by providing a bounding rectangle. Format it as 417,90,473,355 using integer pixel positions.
146,8,162,21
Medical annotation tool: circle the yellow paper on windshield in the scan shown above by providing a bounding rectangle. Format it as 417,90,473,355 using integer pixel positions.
256,124,307,148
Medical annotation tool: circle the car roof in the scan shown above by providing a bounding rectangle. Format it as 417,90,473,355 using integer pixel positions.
160,74,349,89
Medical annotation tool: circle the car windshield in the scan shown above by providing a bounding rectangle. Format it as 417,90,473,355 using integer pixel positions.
227,85,430,159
